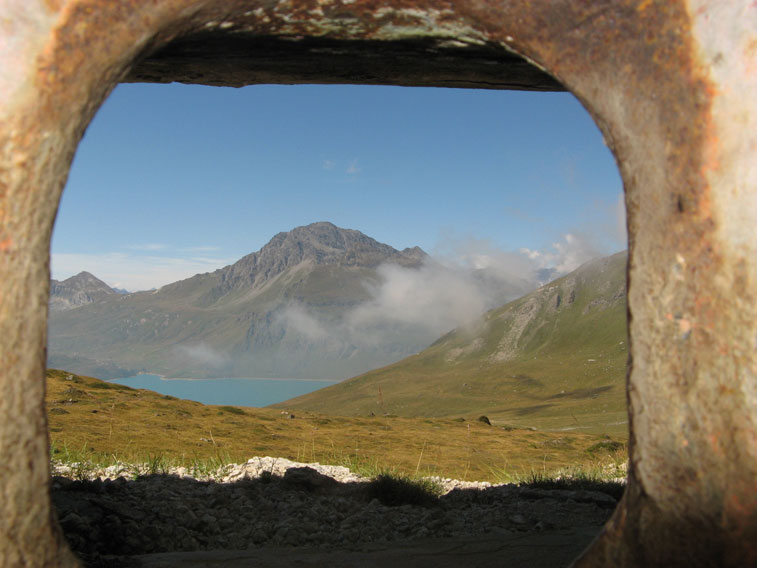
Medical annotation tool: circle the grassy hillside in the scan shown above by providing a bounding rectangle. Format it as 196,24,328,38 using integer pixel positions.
46,370,625,483
275,252,629,438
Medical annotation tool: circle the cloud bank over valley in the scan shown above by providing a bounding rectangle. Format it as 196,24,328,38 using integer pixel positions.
279,227,622,347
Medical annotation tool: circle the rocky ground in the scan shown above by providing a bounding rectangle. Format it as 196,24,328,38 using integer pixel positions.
52,457,622,567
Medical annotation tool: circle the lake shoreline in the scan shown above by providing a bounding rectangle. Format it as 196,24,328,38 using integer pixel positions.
107,372,339,383
107,374,340,407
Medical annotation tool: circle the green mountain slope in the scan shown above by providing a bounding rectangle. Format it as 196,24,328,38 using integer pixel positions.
275,252,629,437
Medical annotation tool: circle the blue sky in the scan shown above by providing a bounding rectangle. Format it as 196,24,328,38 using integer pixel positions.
51,83,625,291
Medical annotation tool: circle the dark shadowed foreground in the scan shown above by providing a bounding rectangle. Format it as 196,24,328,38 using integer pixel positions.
52,459,619,567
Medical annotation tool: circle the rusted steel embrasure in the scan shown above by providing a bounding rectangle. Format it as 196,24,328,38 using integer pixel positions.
0,1,756,567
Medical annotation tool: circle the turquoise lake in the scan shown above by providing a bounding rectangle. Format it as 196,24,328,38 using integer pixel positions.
109,374,339,407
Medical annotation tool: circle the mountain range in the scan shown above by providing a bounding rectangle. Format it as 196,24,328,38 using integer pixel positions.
275,251,628,436
48,222,533,380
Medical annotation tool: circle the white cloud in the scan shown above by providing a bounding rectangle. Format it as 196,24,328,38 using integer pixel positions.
173,343,228,368
282,253,541,347
346,159,361,175
346,261,492,335
51,251,235,291
512,192,627,276
520,232,604,275
433,235,538,282
182,245,221,252
277,304,329,341
125,243,167,251
321,158,361,176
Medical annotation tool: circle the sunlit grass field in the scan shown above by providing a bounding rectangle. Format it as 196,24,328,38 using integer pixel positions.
47,369,626,483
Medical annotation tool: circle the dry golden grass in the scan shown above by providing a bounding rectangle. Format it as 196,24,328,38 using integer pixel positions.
47,369,626,482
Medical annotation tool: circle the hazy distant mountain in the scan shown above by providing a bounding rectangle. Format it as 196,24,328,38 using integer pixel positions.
48,222,548,381
48,223,435,379
49,271,118,312
276,252,628,434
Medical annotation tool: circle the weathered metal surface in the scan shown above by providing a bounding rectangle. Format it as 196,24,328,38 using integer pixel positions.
127,35,565,90
0,0,755,566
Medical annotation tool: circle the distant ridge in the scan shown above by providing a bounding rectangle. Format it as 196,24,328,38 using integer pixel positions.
49,271,118,312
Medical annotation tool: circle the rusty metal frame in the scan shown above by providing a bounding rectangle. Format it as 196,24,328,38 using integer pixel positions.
1,1,756,566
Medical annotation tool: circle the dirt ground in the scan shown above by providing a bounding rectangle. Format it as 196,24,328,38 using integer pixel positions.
120,527,601,568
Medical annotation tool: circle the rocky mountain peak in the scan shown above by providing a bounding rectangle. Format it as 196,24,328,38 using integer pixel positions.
216,222,426,293
50,271,117,312
262,221,404,262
